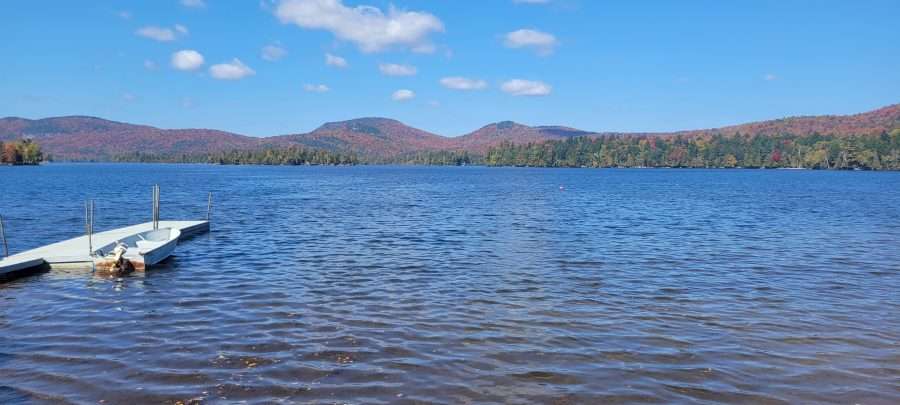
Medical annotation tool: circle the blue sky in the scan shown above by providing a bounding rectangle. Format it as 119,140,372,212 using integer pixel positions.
2,0,899,137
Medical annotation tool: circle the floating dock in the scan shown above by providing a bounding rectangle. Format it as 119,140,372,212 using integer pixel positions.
0,220,209,278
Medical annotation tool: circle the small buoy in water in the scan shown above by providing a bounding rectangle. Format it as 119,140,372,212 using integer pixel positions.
559,185,565,191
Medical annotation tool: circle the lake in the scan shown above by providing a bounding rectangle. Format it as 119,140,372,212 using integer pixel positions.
1,164,898,404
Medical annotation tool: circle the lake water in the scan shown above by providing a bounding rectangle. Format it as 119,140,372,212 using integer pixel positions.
1,164,898,404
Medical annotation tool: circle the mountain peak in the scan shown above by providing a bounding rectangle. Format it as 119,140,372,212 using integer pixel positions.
313,117,412,136
292,117,448,158
330,117,400,125
452,121,556,153
489,120,528,130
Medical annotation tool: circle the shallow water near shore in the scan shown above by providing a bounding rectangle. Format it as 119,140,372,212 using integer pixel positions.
1,163,899,404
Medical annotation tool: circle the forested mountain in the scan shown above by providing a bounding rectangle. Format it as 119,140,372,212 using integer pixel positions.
274,117,453,159
481,104,900,170
676,104,900,137
0,116,263,160
1,104,897,164
448,121,590,153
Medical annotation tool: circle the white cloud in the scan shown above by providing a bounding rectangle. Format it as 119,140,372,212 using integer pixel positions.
501,79,552,96
144,60,158,70
122,93,137,102
262,44,287,61
325,53,348,68
136,26,175,41
171,50,205,71
118,10,132,20
274,0,444,53
504,29,558,55
764,73,778,81
181,0,206,7
304,84,331,93
379,63,417,76
209,58,256,80
392,89,415,101
136,25,188,41
440,76,487,91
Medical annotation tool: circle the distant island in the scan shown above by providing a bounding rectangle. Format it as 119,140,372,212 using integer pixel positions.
0,139,43,165
1,104,898,170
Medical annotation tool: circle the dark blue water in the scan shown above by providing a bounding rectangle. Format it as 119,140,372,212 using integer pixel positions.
1,164,899,404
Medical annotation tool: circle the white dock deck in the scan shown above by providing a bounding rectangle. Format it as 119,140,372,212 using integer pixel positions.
0,220,209,276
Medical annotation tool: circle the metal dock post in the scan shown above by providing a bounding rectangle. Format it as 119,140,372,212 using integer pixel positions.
0,214,8,258
152,185,160,230
85,200,94,255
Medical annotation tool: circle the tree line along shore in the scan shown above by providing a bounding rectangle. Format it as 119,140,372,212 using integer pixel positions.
482,130,900,170
4,129,900,170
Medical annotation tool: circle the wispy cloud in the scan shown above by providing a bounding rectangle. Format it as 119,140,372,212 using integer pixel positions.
304,84,331,93
143,60,158,70
325,53,348,68
261,44,287,61
764,73,778,81
274,0,444,53
501,79,552,96
440,77,487,91
209,58,256,80
504,29,558,55
171,50,205,71
379,63,417,76
392,89,415,101
136,25,188,42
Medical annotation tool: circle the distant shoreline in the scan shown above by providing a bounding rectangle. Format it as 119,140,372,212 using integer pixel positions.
24,161,897,171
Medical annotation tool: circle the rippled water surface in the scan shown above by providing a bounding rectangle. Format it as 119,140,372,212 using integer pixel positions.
1,164,899,404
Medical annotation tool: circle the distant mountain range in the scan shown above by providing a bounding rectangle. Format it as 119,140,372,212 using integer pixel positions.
1,104,898,161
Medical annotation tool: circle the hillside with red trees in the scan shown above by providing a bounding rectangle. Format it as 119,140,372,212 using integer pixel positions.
1,104,897,161
273,117,454,158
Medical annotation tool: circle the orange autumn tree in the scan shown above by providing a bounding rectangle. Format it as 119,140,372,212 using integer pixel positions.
1,142,19,164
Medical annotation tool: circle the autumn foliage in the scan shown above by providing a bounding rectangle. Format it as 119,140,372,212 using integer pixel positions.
484,130,900,170
0,104,897,165
0,139,43,165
